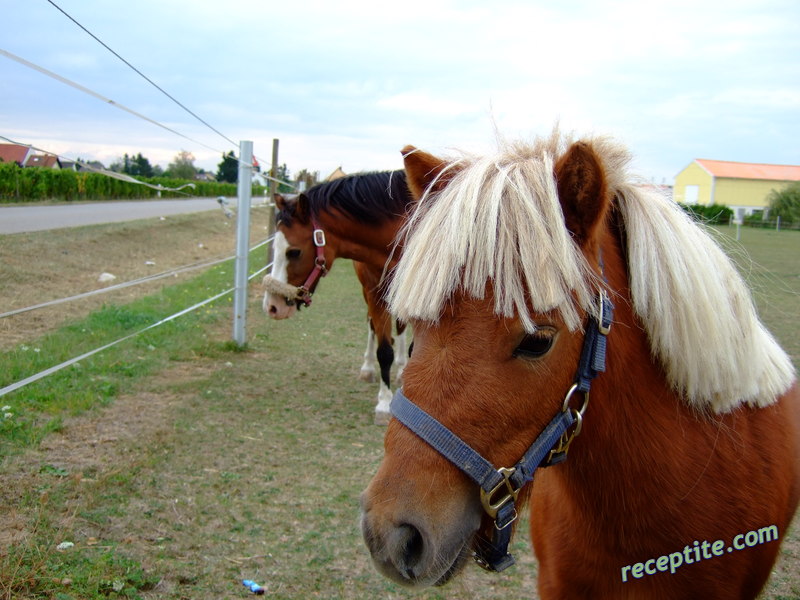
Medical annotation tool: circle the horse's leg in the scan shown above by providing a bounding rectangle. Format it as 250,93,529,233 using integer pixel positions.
394,320,407,384
359,320,378,382
355,261,378,383
372,307,394,426
354,262,396,424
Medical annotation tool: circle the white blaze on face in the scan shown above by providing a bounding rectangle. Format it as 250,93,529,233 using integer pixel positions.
271,231,290,284
263,231,297,319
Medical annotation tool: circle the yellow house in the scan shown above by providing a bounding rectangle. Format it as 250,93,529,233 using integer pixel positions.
674,159,800,221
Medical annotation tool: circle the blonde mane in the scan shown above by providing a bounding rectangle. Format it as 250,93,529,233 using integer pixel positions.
388,132,795,413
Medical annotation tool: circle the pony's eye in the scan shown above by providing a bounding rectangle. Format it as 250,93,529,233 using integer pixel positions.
286,248,302,260
513,330,555,359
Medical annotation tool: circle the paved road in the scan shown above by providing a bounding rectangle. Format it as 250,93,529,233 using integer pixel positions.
0,197,268,234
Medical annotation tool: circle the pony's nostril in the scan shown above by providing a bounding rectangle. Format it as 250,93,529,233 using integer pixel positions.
268,304,278,315
395,523,425,579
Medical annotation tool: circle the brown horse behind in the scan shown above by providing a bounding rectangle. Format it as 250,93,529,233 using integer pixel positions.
262,171,411,423
361,133,800,598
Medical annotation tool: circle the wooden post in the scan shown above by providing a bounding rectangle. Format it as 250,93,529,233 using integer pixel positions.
265,138,279,268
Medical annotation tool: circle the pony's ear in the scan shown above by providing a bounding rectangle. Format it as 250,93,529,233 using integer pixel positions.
274,193,289,211
274,193,309,225
555,141,610,246
401,145,453,200
294,193,311,224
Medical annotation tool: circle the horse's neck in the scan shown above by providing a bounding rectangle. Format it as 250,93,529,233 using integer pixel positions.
562,231,684,509
319,211,401,269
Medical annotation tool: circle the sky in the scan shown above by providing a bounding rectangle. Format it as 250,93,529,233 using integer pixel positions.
2,0,799,185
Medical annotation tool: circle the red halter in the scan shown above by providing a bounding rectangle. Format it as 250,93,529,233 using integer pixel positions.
296,217,328,306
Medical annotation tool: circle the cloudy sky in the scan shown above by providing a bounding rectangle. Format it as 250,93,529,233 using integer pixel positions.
2,0,798,184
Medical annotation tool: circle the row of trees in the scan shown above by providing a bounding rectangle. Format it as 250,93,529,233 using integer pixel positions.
109,150,299,192
109,150,208,181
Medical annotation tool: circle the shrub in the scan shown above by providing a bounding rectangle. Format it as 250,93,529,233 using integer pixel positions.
767,182,800,222
0,163,265,203
678,203,733,225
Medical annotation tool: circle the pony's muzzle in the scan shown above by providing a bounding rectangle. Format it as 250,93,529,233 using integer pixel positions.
264,295,297,320
263,275,300,319
360,508,432,585
360,486,478,588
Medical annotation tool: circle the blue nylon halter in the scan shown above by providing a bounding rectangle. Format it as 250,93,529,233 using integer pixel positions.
390,290,614,572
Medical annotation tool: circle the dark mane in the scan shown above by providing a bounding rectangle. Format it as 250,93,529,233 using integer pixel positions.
305,170,411,226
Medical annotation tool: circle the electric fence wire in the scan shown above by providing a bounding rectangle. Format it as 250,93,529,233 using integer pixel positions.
45,0,240,151
0,237,274,320
43,0,291,182
0,133,198,195
0,259,275,399
5,6,299,188
0,50,296,189
0,48,227,157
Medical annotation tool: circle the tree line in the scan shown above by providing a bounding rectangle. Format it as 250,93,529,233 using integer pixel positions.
111,150,297,190
109,150,232,182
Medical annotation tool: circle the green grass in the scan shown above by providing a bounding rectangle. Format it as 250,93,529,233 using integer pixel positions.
0,226,797,599
711,226,800,365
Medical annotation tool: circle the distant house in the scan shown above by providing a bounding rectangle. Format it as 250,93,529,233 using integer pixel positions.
325,166,346,182
0,143,33,167
25,153,60,169
674,159,800,221
0,143,61,169
78,160,106,172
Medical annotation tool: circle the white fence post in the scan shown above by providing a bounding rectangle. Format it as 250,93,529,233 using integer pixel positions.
232,140,253,346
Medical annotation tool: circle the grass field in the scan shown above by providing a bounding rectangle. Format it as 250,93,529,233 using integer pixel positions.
0,216,797,599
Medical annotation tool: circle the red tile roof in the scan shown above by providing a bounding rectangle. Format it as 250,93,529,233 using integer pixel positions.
0,143,30,165
696,159,800,181
25,154,59,168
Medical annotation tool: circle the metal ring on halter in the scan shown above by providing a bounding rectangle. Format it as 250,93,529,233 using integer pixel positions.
561,382,589,417
549,384,589,461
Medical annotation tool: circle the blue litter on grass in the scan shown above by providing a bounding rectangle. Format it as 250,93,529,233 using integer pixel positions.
242,579,265,595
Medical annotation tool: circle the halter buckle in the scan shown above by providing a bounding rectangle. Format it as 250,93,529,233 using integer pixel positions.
296,286,313,306
598,289,612,335
480,467,520,520
313,228,326,247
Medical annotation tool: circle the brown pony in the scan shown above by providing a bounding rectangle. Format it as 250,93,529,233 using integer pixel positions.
360,132,800,598
262,171,412,423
